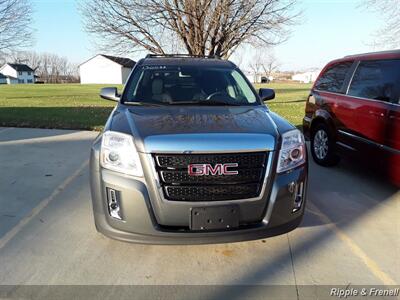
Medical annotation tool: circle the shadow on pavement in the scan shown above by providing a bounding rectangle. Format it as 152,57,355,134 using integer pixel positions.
300,156,397,228
204,157,398,299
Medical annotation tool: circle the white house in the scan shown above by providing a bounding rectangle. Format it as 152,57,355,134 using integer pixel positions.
79,54,136,84
292,70,321,84
0,73,18,84
0,63,35,84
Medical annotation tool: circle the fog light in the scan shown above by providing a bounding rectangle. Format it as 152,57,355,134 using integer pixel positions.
108,151,120,162
107,188,122,220
288,182,296,194
289,182,304,213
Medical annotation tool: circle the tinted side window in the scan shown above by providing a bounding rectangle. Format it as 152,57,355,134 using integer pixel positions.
315,62,353,93
348,59,400,104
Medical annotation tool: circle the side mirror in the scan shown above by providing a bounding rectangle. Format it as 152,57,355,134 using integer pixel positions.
100,87,120,102
259,88,275,101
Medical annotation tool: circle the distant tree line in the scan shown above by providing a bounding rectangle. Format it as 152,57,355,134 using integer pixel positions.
4,51,80,83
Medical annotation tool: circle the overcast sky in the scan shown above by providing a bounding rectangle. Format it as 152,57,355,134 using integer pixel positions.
32,0,386,71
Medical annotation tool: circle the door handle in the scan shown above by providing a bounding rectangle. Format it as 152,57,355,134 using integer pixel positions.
368,111,385,117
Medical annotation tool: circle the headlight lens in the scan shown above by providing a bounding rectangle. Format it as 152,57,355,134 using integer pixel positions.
277,129,306,173
100,131,143,176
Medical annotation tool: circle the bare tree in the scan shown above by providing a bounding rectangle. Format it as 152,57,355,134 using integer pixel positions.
249,50,279,83
11,51,42,71
80,0,298,58
361,0,400,49
249,52,263,83
45,54,69,83
0,0,34,55
260,53,279,80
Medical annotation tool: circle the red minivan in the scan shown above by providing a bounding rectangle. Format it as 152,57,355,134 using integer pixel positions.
303,50,400,187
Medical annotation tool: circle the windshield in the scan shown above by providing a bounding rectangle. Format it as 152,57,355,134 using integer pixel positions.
122,65,259,106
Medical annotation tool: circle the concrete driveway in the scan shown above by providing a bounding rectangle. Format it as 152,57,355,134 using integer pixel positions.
0,127,398,300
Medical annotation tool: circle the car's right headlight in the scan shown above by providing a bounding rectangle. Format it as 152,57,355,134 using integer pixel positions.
277,129,306,173
100,131,143,176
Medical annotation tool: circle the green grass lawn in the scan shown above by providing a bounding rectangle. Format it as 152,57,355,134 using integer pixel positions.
255,82,311,128
0,82,311,131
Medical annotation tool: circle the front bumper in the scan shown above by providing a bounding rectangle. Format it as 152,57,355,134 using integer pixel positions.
302,116,312,140
90,145,308,245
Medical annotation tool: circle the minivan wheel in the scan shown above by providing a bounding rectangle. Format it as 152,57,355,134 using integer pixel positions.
311,123,339,166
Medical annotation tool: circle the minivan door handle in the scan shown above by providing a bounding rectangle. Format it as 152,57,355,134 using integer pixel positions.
368,110,385,117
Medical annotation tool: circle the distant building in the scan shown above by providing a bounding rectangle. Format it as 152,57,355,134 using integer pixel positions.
0,63,35,84
292,70,321,84
268,71,294,82
79,54,136,84
243,70,274,84
0,73,18,84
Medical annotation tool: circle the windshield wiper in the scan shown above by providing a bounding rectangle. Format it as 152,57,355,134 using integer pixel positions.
124,101,166,107
167,100,243,106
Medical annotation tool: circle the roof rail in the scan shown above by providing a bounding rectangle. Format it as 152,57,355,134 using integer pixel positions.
145,53,221,59
344,49,400,58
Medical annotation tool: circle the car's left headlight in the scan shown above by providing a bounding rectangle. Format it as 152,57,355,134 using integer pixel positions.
277,129,306,173
100,131,143,176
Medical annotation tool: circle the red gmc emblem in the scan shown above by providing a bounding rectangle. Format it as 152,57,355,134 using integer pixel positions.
188,163,239,176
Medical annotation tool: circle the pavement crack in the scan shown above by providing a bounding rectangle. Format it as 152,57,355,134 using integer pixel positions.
287,233,299,300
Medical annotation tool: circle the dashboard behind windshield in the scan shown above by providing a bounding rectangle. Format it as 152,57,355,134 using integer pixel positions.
122,65,260,105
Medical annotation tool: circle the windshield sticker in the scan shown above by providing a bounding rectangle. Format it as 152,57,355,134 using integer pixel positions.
143,66,167,70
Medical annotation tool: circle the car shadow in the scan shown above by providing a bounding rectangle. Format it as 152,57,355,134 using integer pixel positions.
300,155,397,228
202,159,398,299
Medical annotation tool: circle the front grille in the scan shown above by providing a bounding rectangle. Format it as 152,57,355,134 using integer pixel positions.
153,152,268,201
165,184,260,201
156,153,266,169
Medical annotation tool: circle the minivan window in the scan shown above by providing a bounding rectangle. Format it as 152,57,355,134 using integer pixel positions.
314,62,353,93
348,59,400,104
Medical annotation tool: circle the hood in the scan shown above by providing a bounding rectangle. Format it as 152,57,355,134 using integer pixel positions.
115,105,278,153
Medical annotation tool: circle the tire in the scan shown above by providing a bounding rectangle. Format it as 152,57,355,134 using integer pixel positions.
310,123,339,166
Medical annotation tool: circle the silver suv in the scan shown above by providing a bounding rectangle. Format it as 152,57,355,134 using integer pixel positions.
90,54,308,244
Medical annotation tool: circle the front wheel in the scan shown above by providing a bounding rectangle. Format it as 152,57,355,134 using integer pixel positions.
311,123,339,166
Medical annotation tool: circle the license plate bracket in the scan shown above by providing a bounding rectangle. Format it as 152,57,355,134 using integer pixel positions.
190,205,239,231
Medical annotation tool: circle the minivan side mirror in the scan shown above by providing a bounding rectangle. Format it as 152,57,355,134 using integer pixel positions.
100,87,120,102
259,88,275,101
